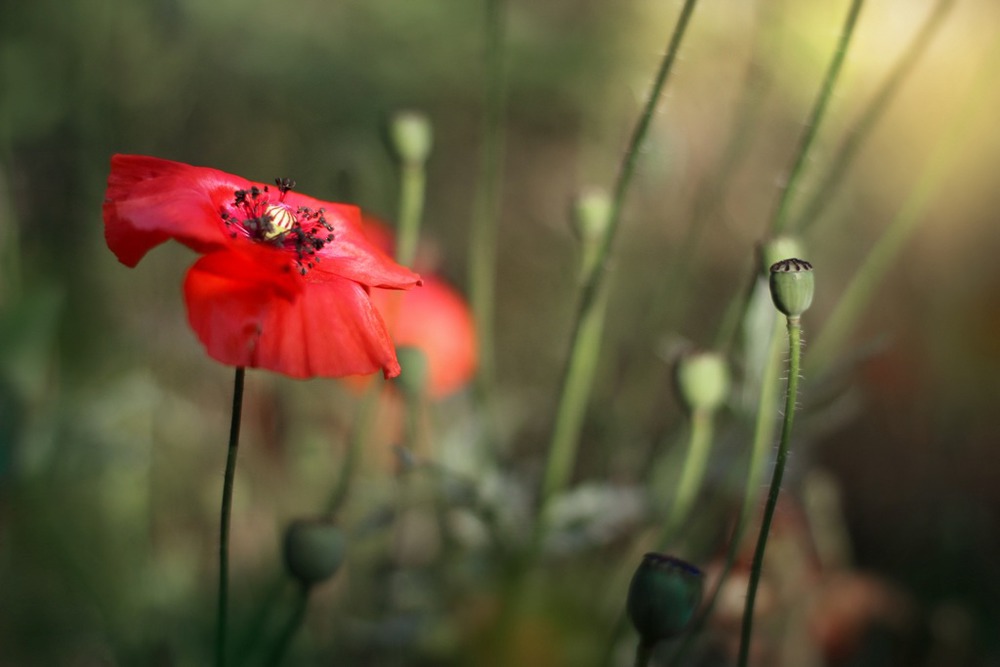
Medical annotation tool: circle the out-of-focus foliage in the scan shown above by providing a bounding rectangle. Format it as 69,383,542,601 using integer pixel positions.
3,0,1000,664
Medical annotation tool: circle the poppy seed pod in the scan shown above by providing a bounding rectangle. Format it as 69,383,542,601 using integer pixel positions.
571,188,612,243
769,258,814,319
389,110,433,164
283,519,347,587
675,351,729,414
627,553,704,642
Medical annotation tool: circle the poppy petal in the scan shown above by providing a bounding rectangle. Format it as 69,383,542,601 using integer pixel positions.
104,154,248,266
184,250,401,379
372,275,477,397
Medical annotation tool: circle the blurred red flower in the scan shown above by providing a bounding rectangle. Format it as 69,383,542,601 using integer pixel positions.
363,220,477,397
103,154,421,379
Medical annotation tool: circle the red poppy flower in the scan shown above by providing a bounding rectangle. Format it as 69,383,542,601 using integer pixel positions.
363,220,477,397
103,154,421,379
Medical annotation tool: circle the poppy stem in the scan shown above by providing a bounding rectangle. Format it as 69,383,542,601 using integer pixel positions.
737,317,802,667
396,161,426,268
468,0,508,396
262,583,310,667
663,317,783,667
794,0,956,235
540,0,699,510
806,36,998,370
768,0,865,237
216,366,246,667
633,639,654,667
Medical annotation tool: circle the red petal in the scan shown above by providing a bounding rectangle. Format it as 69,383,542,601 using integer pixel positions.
373,276,477,397
103,154,246,266
184,250,401,379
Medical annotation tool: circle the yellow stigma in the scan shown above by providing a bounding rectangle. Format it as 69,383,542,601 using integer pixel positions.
264,204,296,240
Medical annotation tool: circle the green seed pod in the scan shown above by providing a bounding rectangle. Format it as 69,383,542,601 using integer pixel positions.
675,351,729,414
769,258,814,319
283,519,347,587
389,110,433,164
571,188,612,243
627,553,704,642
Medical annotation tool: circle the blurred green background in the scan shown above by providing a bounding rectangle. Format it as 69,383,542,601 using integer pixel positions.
2,0,1000,664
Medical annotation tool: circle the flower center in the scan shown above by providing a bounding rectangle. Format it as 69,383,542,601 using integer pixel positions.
221,178,335,275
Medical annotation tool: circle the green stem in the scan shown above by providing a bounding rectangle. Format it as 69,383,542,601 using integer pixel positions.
540,281,609,505
326,383,381,516
634,639,654,667
263,584,311,667
770,0,865,236
540,0,700,509
661,408,713,541
469,0,508,394
737,317,802,667
665,319,784,667
807,40,997,369
795,0,956,234
577,0,698,326
396,161,426,268
216,366,246,667
741,317,784,526
596,407,714,667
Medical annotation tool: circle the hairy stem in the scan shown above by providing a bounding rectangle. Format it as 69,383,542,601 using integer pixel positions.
737,318,802,667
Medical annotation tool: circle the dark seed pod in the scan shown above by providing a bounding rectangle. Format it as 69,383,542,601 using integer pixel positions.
626,553,704,642
283,519,347,587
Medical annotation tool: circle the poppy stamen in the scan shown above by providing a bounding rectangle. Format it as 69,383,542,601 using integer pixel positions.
221,182,335,274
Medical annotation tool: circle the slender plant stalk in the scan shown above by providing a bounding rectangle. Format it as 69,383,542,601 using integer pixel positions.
808,42,998,368
540,280,609,505
595,405,717,667
737,317,803,667
540,0,700,509
216,366,246,667
665,318,784,667
661,408,714,539
795,0,957,233
741,317,784,525
326,383,381,516
396,161,426,268
263,584,311,667
770,0,865,236
469,0,508,394
634,639,654,667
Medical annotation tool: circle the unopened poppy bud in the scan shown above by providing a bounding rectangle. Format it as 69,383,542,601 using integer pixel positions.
390,110,433,164
571,188,612,243
627,553,704,642
283,519,346,587
394,346,430,397
769,258,814,319
675,351,729,413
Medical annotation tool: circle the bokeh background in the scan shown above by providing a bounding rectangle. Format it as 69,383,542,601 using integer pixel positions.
2,0,1000,664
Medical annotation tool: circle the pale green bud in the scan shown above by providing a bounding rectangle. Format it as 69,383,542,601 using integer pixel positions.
675,351,729,413
389,110,433,164
571,188,612,243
